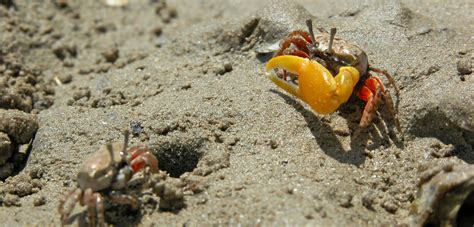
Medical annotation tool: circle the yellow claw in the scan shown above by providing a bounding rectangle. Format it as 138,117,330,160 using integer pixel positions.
266,55,360,114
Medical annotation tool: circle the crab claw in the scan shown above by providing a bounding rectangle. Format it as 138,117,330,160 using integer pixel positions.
266,55,360,114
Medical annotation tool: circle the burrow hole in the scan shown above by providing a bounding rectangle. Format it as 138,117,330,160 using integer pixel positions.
152,138,204,178
457,191,474,226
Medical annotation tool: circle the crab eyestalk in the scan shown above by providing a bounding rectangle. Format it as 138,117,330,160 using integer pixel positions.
305,19,320,58
327,28,337,54
122,130,129,151
106,143,117,168
107,130,130,168
305,19,315,43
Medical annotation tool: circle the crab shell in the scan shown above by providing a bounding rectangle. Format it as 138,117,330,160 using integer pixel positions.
77,142,127,192
313,33,369,77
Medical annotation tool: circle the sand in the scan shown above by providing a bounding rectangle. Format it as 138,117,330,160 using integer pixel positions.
0,0,473,226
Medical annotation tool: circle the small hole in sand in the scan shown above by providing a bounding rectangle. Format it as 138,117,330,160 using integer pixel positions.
456,192,474,226
153,138,204,178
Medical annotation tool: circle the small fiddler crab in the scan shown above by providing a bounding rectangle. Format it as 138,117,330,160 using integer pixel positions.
58,130,158,226
266,19,401,133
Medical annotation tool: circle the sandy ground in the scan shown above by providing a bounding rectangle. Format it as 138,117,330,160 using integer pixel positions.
0,0,473,226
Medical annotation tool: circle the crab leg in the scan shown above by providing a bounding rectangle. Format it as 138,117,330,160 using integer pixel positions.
58,188,82,224
282,48,310,58
358,78,383,128
382,89,402,133
266,55,360,114
369,67,400,97
275,30,312,56
83,189,105,227
108,191,139,209
96,195,105,227
359,75,401,132
287,30,313,43
372,76,401,132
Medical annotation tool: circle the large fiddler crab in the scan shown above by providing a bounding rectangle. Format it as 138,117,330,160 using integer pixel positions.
58,131,158,226
266,19,401,132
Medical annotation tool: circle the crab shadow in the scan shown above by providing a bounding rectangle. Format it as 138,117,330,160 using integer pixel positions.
64,189,187,226
63,199,144,227
272,90,403,166
339,97,405,150
271,90,367,166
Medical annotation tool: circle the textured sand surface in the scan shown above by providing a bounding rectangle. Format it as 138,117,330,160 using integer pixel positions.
0,0,473,226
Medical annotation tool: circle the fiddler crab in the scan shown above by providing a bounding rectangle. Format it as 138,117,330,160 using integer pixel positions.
58,131,158,226
266,19,401,132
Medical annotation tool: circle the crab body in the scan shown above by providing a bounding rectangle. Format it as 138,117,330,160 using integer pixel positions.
58,131,158,226
267,20,400,132
78,142,143,193
313,32,369,76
